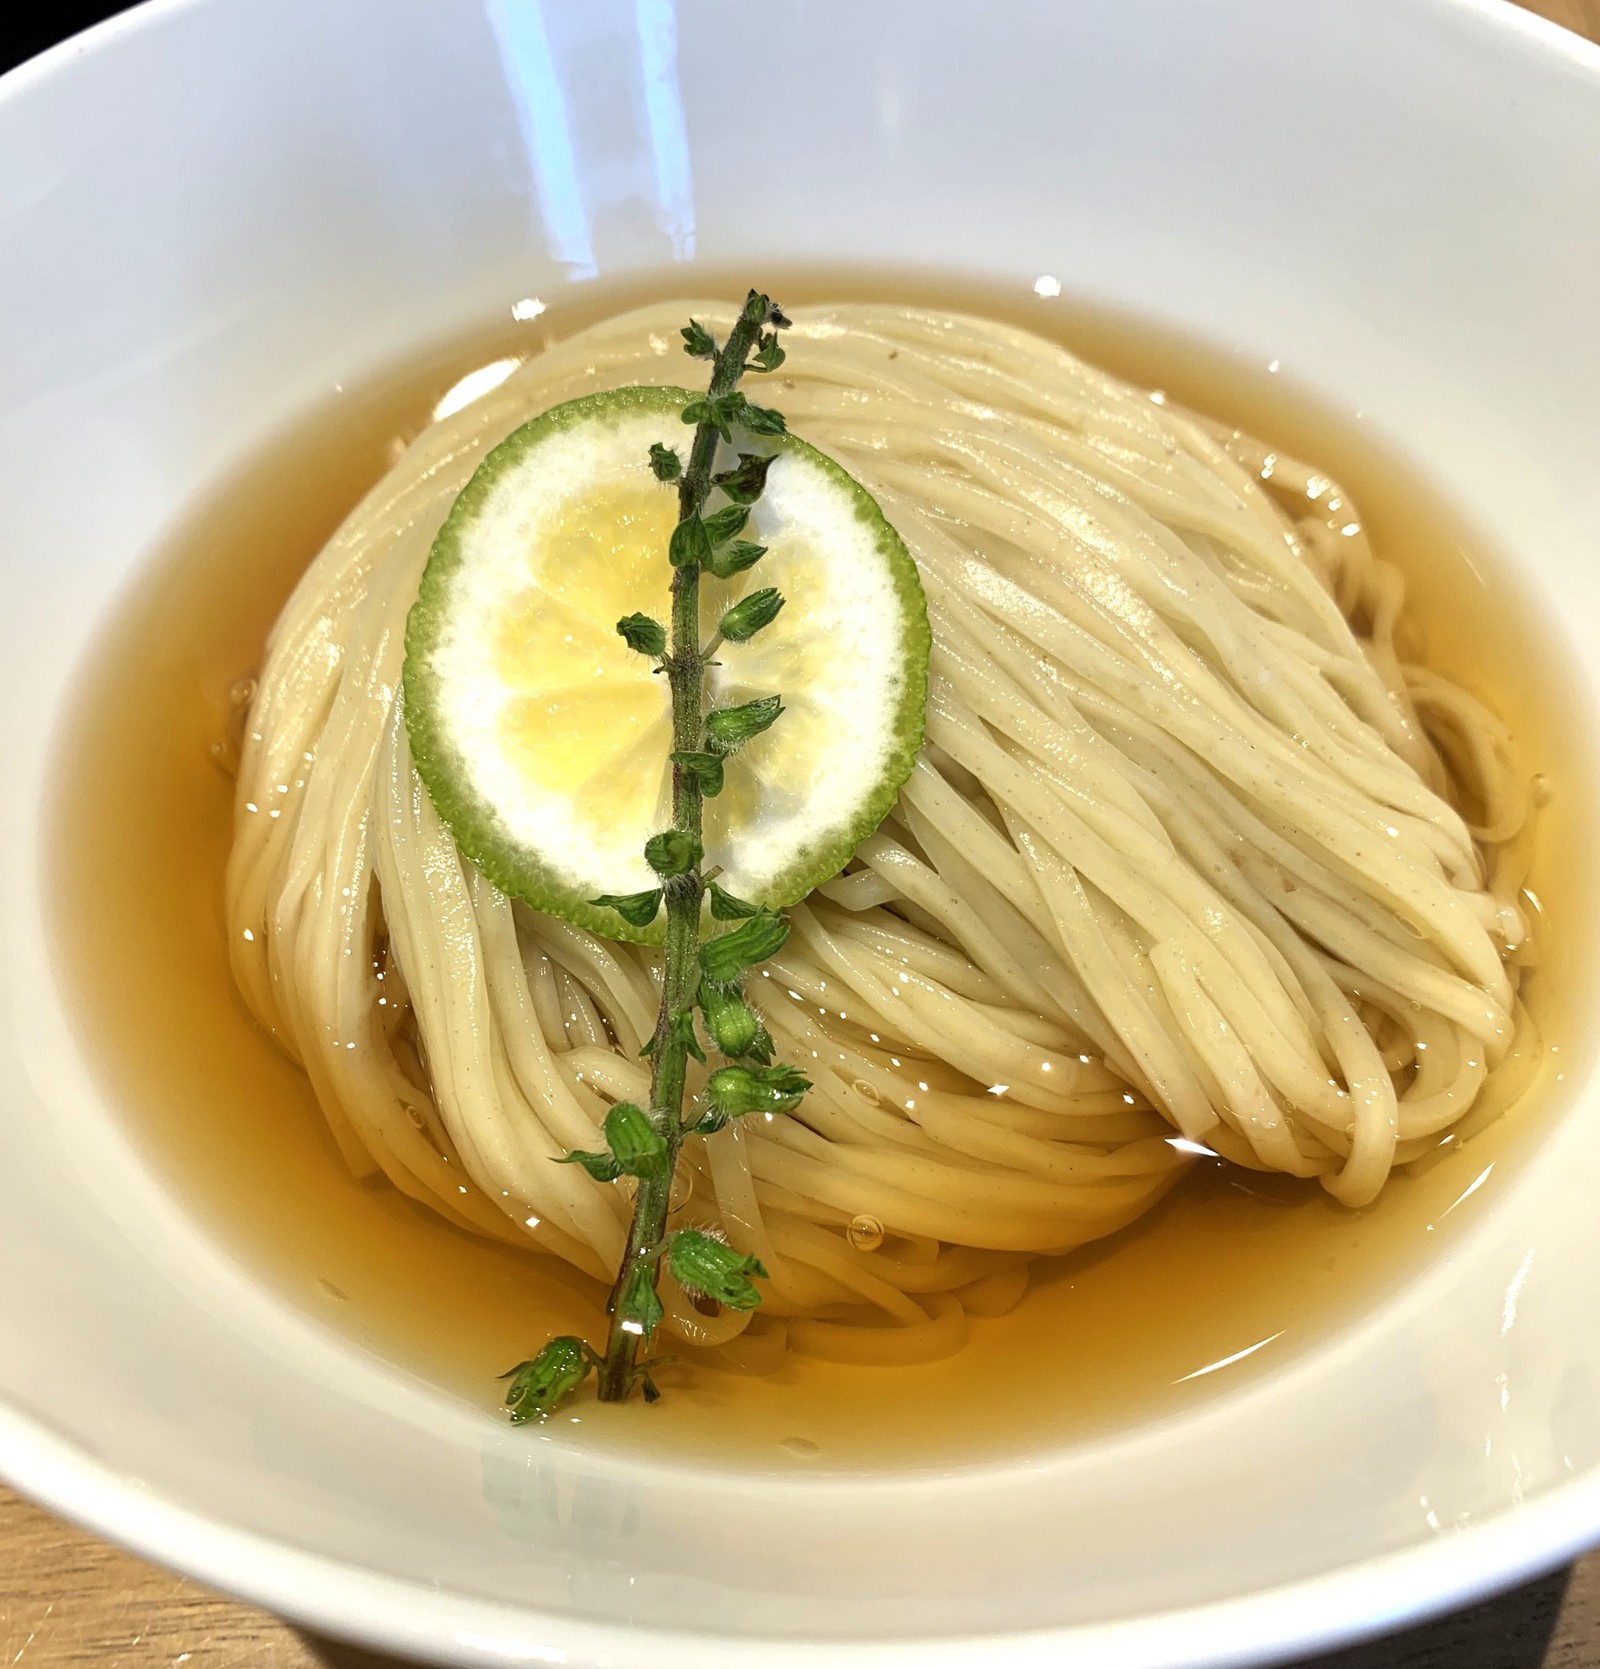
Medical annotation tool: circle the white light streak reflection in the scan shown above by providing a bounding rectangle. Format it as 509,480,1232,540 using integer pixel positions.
486,0,597,277
1439,1163,1495,1221
433,357,521,420
1175,1331,1284,1384
634,0,696,258
1501,1248,1536,1337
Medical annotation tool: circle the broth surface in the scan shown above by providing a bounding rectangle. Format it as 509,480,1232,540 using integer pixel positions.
48,271,1595,1468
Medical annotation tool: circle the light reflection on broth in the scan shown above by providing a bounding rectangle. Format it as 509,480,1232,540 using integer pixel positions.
47,270,1596,1468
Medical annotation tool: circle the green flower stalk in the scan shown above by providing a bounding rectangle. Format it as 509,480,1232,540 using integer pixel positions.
506,291,810,1415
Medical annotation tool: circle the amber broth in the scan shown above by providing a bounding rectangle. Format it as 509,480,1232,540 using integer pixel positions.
47,270,1598,1469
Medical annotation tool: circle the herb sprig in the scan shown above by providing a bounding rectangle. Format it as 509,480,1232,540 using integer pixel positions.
502,292,806,1419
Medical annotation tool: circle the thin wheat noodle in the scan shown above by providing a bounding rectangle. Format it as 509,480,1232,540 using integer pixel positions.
228,300,1531,1363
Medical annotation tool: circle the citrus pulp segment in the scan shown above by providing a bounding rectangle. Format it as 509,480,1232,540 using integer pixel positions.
404,386,928,942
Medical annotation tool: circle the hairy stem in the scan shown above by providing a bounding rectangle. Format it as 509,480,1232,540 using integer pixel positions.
595,310,766,1401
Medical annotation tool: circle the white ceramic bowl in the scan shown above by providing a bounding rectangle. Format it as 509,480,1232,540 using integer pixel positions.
4,1,1600,1664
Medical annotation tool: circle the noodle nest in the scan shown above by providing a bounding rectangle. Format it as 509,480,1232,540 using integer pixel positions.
227,302,1532,1363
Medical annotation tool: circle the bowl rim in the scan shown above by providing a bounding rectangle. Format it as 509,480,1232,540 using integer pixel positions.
4,0,1600,1663
0,1377,1595,1669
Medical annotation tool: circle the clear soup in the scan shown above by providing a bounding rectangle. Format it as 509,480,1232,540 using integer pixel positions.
48,270,1596,1468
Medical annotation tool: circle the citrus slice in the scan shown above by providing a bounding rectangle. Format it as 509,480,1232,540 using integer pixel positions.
403,385,929,943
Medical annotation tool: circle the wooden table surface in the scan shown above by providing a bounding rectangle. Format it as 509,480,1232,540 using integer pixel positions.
5,1,1600,1665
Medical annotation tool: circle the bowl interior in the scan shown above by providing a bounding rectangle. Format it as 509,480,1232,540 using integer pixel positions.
2,1,1600,1665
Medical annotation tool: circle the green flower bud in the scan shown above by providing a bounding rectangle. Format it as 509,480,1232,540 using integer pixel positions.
668,514,712,569
718,587,785,643
647,442,682,481
698,979,760,1058
704,1062,811,1119
617,1262,665,1343
703,540,767,581
701,503,749,543
680,319,716,359
683,393,747,442
712,452,775,507
500,1336,594,1422
668,1229,768,1311
734,397,786,436
604,1101,669,1184
705,695,783,756
700,911,789,981
645,829,702,878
